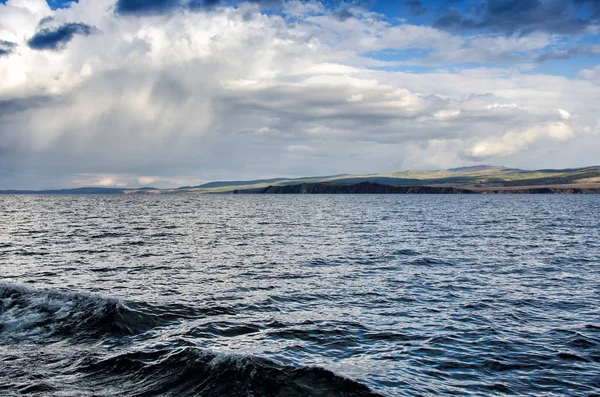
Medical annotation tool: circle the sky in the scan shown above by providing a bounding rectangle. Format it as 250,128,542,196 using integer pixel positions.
0,0,599,189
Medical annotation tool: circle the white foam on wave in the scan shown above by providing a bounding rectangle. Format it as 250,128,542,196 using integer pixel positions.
0,284,124,341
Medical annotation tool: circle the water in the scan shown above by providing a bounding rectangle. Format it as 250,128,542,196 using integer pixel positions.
0,194,599,396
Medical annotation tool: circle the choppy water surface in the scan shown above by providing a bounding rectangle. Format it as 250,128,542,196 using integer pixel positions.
0,194,599,396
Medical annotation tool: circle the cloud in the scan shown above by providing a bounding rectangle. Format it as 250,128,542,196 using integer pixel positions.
377,24,462,52
373,24,556,67
283,0,324,17
0,96,54,118
536,44,600,62
404,0,426,16
402,139,466,170
0,40,17,57
408,31,554,65
115,0,185,15
466,121,574,158
434,0,599,35
578,65,600,80
0,0,599,188
332,8,354,21
433,109,461,119
27,22,95,51
558,109,570,120
69,173,176,187
114,0,282,15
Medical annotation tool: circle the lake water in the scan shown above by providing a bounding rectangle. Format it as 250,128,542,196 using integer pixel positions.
0,194,599,396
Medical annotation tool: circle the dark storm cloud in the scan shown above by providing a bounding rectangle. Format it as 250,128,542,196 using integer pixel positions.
0,40,17,57
189,0,222,9
405,0,426,16
115,0,282,15
27,23,95,51
331,3,372,22
434,0,599,35
0,96,57,118
37,16,56,27
115,0,184,15
333,8,354,21
536,44,600,62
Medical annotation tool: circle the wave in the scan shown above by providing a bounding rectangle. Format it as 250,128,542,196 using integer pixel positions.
0,284,164,342
81,346,381,397
0,285,382,395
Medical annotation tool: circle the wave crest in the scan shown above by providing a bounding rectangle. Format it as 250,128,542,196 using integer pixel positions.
82,346,380,396
0,284,161,341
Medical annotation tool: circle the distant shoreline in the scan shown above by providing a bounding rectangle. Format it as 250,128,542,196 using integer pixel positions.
234,182,600,195
2,181,600,195
2,165,600,194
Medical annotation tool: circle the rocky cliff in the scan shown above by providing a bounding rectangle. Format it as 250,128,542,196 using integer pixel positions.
231,182,600,194
259,182,476,194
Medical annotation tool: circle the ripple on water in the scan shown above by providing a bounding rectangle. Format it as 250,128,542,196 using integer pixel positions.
0,194,599,396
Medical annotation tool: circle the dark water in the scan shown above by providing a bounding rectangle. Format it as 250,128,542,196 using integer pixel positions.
1,195,599,396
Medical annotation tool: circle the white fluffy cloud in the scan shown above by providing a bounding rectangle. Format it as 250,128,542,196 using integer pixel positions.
578,65,600,81
467,122,574,158
0,0,599,188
